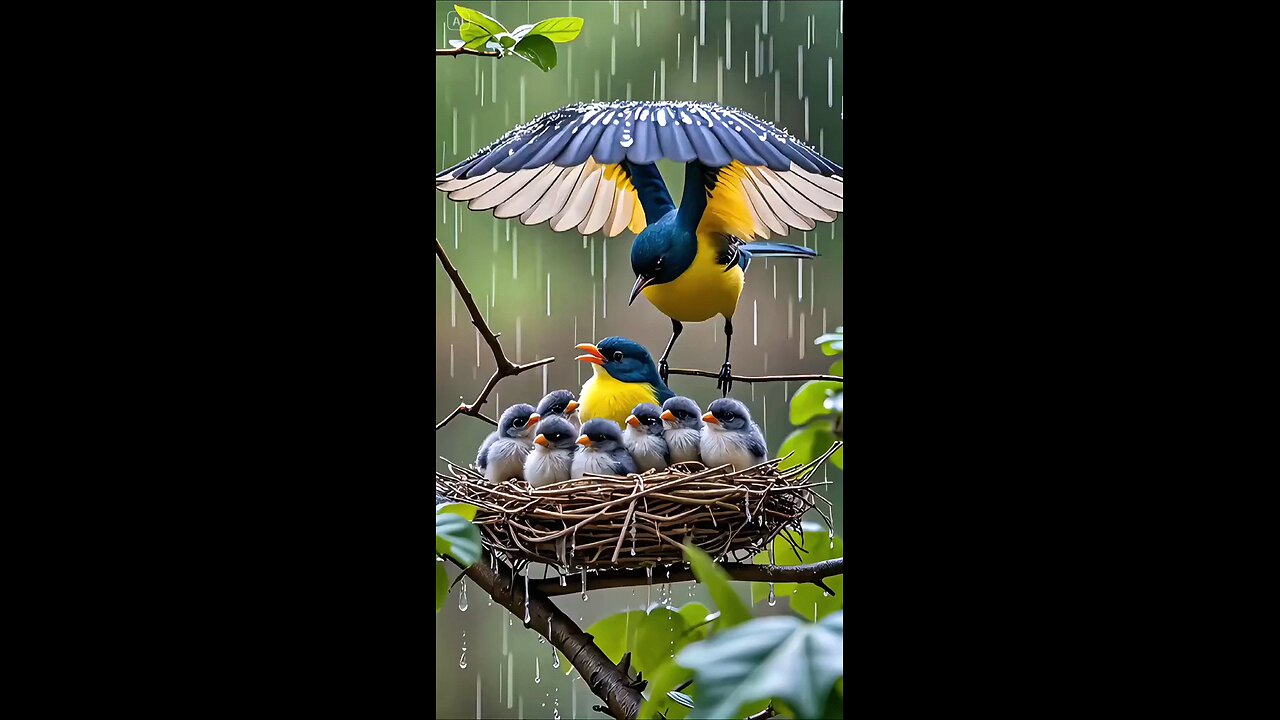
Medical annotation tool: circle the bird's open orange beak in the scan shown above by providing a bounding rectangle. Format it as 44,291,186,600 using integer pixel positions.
576,434,592,447
625,414,641,428
661,410,676,422
629,275,656,306
534,434,549,447
565,400,579,413
575,343,604,365
702,412,719,425
527,413,541,425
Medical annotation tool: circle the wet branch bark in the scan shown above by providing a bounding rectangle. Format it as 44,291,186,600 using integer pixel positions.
449,551,643,720
436,239,556,430
532,558,845,597
435,46,501,57
667,368,843,384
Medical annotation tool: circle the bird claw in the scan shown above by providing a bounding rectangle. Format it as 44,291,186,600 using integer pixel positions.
659,359,670,384
716,363,733,396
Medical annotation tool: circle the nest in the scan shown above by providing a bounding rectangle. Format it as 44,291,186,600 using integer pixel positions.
435,442,841,571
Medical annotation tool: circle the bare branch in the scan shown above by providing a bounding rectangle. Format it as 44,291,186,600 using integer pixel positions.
532,558,844,597
435,239,556,430
449,551,643,720
667,368,843,384
435,46,501,57
746,704,778,720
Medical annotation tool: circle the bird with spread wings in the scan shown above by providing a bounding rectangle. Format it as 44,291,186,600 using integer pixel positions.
436,100,843,396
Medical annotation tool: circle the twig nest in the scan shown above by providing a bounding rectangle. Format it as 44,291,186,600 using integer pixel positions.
436,443,841,570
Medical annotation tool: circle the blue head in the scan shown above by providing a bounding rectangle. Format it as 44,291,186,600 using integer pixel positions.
576,337,671,392
629,213,697,305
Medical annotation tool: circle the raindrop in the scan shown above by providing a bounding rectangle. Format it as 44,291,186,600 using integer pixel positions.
460,632,467,668
535,656,541,684
726,14,732,69
630,526,637,556
508,655,514,708
459,578,469,612
560,573,567,587
828,57,834,107
554,700,561,720
762,0,768,34
693,38,698,83
646,566,653,607
552,647,561,669
476,674,482,718
767,583,777,606
699,0,706,45
829,527,835,549
797,45,804,99
523,572,531,625
581,569,588,601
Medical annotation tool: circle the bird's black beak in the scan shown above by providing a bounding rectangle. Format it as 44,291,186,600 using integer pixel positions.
629,274,656,306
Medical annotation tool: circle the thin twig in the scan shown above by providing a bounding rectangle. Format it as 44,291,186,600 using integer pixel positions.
667,368,843,384
435,46,501,57
448,550,643,720
435,239,555,429
533,558,844,597
746,704,778,720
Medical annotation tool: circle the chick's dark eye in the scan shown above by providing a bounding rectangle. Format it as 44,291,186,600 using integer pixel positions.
514,418,525,427
612,351,624,362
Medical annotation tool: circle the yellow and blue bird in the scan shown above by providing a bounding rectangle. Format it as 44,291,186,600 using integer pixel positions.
435,101,843,395
574,337,675,429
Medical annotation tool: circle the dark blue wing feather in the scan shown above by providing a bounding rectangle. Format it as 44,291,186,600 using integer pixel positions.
593,121,628,164
655,116,698,162
627,116,663,164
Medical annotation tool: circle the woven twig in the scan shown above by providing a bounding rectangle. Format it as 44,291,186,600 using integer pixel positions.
436,442,842,570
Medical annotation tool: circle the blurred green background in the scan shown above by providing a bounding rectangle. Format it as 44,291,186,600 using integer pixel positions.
435,2,843,717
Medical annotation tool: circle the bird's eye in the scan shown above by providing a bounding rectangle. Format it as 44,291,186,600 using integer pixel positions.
514,418,526,427
724,413,736,421
612,351,624,362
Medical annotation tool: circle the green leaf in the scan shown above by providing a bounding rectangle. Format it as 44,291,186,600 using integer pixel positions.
634,607,689,676
493,32,518,48
511,34,557,71
751,530,843,605
454,5,507,35
436,510,481,566
436,562,449,612
639,661,695,720
821,339,843,355
683,544,752,631
676,602,712,639
459,19,492,49
580,610,647,674
436,502,477,521
677,612,844,719
829,359,843,377
510,23,535,40
791,574,844,621
527,16,584,43
790,380,843,425
777,426,836,471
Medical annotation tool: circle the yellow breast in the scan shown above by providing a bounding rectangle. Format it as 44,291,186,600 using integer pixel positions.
579,368,661,428
642,233,744,322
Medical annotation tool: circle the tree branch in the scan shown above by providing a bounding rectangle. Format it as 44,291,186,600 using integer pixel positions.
436,239,556,430
746,705,778,720
667,368,843,384
435,46,501,57
450,551,643,720
532,558,845,597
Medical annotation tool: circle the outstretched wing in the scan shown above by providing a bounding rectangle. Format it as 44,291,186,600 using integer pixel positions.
436,101,841,237
687,160,842,241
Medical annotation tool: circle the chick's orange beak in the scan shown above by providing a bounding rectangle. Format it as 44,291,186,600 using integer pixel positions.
702,412,719,425
528,413,541,425
626,415,641,428
565,400,579,414
576,434,592,447
661,410,676,422
534,434,549,446
575,343,604,365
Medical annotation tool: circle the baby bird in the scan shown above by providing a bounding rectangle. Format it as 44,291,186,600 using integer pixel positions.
535,389,582,432
623,403,671,473
476,404,541,483
660,396,705,464
572,418,639,478
524,416,579,488
699,398,767,471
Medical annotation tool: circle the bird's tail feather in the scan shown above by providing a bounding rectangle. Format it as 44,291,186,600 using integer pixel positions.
741,242,819,259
